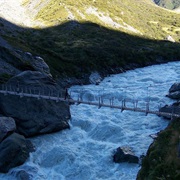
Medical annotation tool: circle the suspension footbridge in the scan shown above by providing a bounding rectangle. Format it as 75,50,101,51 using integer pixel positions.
0,84,179,119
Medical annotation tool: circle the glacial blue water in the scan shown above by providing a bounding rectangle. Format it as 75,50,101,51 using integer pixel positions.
0,61,180,180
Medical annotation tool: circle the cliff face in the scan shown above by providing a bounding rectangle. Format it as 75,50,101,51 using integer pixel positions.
137,118,180,179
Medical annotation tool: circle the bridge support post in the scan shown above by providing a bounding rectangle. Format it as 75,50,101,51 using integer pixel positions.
171,107,175,121
98,97,101,109
121,99,125,112
101,96,104,105
134,100,138,111
4,85,7,96
146,101,150,116
76,95,81,105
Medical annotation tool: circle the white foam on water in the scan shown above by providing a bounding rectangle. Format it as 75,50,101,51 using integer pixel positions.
0,61,180,180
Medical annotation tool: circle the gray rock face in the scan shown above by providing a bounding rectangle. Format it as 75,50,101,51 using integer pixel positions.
7,70,55,86
14,50,51,75
0,133,32,173
89,72,102,85
0,117,16,142
0,93,70,137
113,147,139,164
167,83,180,99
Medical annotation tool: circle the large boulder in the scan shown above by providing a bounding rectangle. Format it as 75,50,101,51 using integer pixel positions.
0,133,33,173
113,147,139,164
0,94,70,137
0,71,70,137
159,102,180,119
167,83,180,99
0,116,16,142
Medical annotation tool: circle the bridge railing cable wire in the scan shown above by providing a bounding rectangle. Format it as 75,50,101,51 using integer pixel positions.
0,83,180,119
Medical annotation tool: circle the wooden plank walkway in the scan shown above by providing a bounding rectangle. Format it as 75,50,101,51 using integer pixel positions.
0,88,179,118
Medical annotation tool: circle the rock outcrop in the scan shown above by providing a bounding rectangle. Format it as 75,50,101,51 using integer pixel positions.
0,133,33,173
0,116,16,142
159,102,180,119
7,70,55,86
15,50,51,75
159,82,180,119
113,147,139,164
167,82,180,99
0,70,70,137
0,92,70,137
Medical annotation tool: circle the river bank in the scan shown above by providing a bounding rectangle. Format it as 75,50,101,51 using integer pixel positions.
137,118,180,179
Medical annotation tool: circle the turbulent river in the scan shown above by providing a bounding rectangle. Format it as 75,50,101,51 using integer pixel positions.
1,61,180,180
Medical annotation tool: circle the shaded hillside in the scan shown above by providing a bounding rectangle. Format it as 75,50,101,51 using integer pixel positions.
153,0,180,10
1,18,180,80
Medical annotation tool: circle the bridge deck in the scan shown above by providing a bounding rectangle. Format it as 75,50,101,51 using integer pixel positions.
0,89,179,118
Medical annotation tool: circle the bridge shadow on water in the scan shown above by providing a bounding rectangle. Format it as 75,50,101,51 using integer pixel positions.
0,17,180,79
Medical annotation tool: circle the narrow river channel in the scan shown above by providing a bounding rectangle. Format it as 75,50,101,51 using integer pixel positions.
1,61,180,180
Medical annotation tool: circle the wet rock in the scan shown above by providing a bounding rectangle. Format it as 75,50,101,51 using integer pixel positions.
16,170,33,180
113,147,139,163
89,72,102,85
167,83,180,99
159,102,180,119
10,166,38,180
0,116,16,142
167,91,180,99
0,133,32,173
169,83,180,93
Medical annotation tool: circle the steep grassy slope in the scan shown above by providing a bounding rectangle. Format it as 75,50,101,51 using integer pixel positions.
137,118,180,180
23,0,180,41
154,0,180,10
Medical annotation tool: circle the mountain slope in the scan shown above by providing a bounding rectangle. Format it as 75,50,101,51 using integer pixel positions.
0,0,180,79
23,0,180,41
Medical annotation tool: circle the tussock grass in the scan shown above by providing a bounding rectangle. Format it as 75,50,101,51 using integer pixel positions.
137,118,180,180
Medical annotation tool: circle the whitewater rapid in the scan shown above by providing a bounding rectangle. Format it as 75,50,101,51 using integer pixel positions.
0,61,180,180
